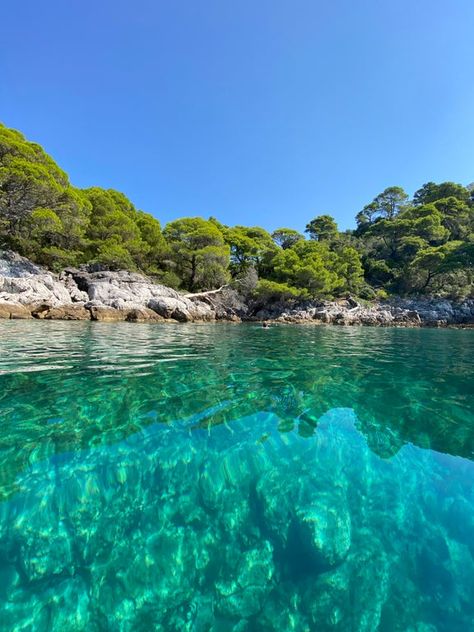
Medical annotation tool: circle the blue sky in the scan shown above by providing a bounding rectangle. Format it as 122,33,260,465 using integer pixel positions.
2,0,474,232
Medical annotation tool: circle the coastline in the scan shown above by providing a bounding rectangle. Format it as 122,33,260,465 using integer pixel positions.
1,251,473,328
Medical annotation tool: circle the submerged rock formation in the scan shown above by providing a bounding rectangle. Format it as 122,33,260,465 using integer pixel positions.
1,409,473,630
0,250,472,325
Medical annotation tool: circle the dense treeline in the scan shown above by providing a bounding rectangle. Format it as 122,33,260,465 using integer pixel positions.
1,123,473,299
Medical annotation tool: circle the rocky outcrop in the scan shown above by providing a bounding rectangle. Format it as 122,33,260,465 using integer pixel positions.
0,252,78,308
0,251,225,323
0,250,472,325
252,296,474,327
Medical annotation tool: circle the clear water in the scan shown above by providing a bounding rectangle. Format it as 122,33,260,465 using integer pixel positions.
0,321,473,631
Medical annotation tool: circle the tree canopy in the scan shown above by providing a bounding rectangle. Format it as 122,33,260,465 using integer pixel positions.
0,123,472,300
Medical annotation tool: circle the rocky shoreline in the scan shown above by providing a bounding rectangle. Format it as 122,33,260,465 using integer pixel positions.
1,251,473,327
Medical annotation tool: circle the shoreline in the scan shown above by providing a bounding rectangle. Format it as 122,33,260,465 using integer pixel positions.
1,308,473,329
1,251,473,328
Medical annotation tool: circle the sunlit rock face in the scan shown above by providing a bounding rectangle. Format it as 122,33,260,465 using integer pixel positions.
253,296,474,327
0,408,473,631
0,251,218,321
0,251,80,307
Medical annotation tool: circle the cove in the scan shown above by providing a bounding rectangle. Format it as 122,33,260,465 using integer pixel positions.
0,321,473,631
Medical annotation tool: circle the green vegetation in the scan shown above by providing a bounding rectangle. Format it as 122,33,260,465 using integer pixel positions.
1,122,473,298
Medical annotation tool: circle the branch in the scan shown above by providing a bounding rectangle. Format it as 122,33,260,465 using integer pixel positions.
183,285,229,299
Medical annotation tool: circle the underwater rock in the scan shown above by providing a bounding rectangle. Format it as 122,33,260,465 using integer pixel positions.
18,520,74,582
0,408,474,630
294,493,352,571
215,541,274,619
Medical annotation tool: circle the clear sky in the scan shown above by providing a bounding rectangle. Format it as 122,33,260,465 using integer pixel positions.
2,0,474,233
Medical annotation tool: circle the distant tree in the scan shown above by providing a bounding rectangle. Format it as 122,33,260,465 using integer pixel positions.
356,186,409,227
271,227,304,249
305,215,338,241
432,197,474,240
413,182,471,206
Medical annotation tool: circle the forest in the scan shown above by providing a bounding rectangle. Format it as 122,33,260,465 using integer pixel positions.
1,122,473,300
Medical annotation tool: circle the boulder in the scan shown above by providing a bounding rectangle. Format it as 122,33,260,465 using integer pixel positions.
44,305,91,321
0,250,43,277
124,308,165,323
148,297,191,321
215,542,274,619
0,274,72,306
295,496,352,571
88,306,128,322
0,302,32,319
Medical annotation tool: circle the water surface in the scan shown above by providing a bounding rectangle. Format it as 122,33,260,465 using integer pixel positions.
0,321,473,630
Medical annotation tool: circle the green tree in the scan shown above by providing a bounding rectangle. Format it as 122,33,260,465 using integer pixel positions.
271,227,304,249
224,225,276,276
163,217,230,290
332,246,364,294
93,239,136,271
356,186,409,228
83,187,145,268
135,211,168,272
432,197,474,240
1,122,473,300
270,239,363,297
0,124,90,261
305,215,338,241
413,182,471,206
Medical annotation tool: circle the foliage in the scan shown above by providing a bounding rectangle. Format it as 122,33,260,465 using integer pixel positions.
356,186,409,229
305,215,339,241
163,217,230,291
271,227,304,249
252,279,305,302
223,225,277,276
0,122,472,299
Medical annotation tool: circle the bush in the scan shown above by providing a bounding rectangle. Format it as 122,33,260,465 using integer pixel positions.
159,270,182,289
252,279,305,303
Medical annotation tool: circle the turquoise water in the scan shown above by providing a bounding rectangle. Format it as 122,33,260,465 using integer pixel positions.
0,322,473,631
